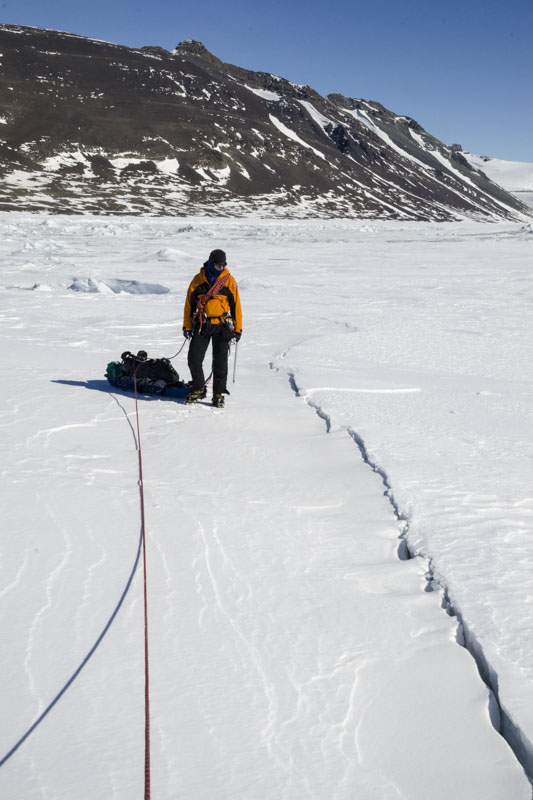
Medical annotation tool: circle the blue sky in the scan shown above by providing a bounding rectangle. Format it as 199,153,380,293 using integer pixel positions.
2,0,532,161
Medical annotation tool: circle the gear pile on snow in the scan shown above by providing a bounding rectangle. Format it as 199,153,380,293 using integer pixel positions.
106,350,189,397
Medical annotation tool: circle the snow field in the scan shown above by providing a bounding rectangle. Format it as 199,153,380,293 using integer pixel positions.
0,213,531,798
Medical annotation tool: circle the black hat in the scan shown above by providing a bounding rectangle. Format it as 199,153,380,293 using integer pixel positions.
209,249,227,266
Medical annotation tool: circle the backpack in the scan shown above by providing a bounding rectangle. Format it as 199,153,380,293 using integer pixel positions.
106,361,126,381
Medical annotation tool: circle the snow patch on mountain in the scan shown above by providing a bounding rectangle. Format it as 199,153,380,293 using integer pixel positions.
157,158,180,174
464,153,533,191
298,100,336,133
242,84,281,102
269,114,326,160
463,152,533,208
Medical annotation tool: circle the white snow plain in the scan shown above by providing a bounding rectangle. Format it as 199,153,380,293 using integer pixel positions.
0,213,532,799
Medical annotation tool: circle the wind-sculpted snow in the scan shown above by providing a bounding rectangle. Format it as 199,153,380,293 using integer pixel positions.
67,277,170,294
2,276,170,294
269,225,533,778
0,213,531,798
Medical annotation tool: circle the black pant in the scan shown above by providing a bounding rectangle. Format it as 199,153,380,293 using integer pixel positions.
188,324,231,395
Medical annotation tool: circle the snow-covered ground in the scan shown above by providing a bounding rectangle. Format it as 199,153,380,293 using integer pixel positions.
464,152,533,209
0,213,532,799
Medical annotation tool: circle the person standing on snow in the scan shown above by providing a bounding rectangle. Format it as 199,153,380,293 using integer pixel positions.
183,248,242,408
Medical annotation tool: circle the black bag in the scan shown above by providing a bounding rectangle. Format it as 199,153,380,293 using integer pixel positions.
121,351,182,386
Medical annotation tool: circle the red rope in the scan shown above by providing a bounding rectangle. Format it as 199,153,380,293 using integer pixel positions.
166,337,188,360
133,372,151,800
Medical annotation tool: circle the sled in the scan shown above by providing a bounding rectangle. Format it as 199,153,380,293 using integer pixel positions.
105,374,190,398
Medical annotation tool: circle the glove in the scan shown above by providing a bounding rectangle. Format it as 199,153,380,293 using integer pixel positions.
183,329,192,339
234,332,242,342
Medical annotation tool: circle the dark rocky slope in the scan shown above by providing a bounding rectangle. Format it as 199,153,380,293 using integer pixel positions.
0,24,529,220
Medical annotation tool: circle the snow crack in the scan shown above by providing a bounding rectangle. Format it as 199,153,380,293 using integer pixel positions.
285,368,533,786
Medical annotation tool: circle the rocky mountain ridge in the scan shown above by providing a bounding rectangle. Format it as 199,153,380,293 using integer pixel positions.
0,23,529,220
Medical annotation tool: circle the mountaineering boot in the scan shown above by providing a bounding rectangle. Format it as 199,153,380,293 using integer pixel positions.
212,393,225,408
185,386,207,404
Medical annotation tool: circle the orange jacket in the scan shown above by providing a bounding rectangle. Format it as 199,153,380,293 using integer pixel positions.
183,266,242,334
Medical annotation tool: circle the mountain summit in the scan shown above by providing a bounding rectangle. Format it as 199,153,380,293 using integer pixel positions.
0,23,529,220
